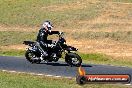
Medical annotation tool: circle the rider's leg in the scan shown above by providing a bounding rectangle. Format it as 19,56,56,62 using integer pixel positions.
36,42,48,57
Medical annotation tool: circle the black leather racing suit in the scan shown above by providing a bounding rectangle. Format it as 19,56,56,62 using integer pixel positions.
36,28,59,51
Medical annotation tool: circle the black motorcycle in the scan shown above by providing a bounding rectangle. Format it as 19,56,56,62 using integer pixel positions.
23,32,82,67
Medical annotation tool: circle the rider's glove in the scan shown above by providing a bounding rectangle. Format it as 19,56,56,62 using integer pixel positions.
52,41,57,45
58,31,62,35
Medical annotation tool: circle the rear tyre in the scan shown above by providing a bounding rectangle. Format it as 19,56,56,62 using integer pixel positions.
25,50,41,64
65,53,82,67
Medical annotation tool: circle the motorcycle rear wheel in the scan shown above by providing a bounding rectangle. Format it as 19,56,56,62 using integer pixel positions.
25,50,41,64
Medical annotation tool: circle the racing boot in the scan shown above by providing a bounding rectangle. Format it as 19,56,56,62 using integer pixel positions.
40,51,48,61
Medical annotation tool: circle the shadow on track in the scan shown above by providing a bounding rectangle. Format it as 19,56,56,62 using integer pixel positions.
81,64,92,67
38,62,92,67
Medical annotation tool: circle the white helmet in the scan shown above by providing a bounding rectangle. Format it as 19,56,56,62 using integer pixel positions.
42,20,53,30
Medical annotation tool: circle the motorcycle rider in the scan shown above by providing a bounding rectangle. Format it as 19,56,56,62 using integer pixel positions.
36,20,59,58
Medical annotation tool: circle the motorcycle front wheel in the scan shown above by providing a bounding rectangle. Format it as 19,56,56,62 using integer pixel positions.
65,53,82,67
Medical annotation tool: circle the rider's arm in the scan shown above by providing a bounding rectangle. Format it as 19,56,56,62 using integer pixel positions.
48,31,59,35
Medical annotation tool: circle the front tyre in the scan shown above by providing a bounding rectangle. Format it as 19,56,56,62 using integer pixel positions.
65,53,82,67
25,50,41,64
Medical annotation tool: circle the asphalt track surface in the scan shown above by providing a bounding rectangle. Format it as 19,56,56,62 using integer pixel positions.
0,56,132,83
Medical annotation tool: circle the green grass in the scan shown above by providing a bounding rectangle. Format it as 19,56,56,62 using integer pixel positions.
100,0,132,3
72,31,132,43
0,0,131,29
0,71,130,88
0,31,36,45
79,52,132,67
0,50,25,56
0,0,101,28
80,53,110,61
0,31,132,46
112,0,132,3
0,0,131,31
